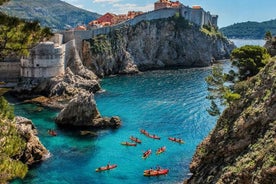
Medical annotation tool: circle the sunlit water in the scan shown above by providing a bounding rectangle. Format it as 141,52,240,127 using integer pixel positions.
12,67,221,184
230,39,266,48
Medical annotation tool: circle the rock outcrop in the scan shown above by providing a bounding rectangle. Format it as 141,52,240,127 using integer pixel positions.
15,116,50,165
264,38,276,56
82,18,235,77
185,59,276,183
55,92,121,128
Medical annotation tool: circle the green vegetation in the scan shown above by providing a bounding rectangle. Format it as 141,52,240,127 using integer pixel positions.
231,45,270,80
169,12,191,29
220,19,276,39
206,44,271,116
201,24,225,40
0,0,9,5
0,0,100,30
89,35,111,54
0,12,53,61
0,96,28,183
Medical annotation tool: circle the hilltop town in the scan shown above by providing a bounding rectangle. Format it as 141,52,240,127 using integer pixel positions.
0,0,219,86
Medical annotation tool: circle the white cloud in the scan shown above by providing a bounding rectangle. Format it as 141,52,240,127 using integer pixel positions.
111,3,153,14
92,0,121,3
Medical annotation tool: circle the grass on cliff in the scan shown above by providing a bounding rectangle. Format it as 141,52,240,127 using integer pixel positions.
0,96,28,183
201,24,226,40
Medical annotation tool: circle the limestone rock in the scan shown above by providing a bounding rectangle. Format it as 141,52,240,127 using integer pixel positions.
82,19,235,77
185,60,276,184
55,92,121,128
15,116,50,165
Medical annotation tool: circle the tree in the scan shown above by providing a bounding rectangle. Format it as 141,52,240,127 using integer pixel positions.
206,100,220,116
0,12,53,61
205,64,241,116
231,45,270,80
265,31,272,41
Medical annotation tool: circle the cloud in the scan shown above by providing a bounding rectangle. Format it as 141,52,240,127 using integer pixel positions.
92,0,121,3
111,3,153,14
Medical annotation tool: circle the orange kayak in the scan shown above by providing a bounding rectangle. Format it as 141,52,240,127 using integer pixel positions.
142,149,152,159
129,136,142,143
168,137,184,144
95,164,117,172
121,141,137,146
156,146,166,154
144,168,169,176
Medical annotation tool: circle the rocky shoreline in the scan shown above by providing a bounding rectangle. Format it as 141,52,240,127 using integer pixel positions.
15,116,50,165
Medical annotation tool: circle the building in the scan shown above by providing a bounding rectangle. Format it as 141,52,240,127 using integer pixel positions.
154,0,182,10
88,11,144,28
20,41,65,78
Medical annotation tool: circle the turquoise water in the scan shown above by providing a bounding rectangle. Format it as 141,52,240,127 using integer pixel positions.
12,67,219,184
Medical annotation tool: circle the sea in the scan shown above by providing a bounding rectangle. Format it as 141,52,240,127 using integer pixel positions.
11,39,264,184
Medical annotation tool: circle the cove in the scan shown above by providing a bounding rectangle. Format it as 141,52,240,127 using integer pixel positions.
12,67,219,184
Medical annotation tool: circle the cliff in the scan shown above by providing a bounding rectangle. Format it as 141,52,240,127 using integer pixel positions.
185,59,276,183
82,16,235,77
0,97,49,183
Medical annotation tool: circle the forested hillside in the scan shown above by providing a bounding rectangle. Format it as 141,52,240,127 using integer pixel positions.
0,0,100,30
220,19,276,39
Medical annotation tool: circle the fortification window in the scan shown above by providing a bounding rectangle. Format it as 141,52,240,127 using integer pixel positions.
36,64,40,67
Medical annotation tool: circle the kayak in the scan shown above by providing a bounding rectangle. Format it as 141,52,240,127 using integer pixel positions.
140,129,149,135
148,134,160,140
48,130,57,136
168,137,184,144
142,149,152,159
144,169,169,176
121,141,137,146
129,136,142,144
156,146,166,154
95,164,117,172
140,129,160,140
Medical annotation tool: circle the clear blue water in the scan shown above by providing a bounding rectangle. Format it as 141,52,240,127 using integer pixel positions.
12,67,219,184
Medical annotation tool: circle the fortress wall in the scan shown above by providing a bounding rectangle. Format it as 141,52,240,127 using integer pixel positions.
63,39,75,68
62,31,75,43
50,34,63,46
189,9,204,26
126,8,179,26
0,62,20,82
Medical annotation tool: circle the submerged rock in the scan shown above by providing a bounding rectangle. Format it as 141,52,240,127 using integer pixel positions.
55,92,121,128
15,116,50,165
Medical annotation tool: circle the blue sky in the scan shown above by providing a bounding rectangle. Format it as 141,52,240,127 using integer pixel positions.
62,0,276,28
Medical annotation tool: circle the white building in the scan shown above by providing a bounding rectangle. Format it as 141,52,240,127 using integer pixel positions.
21,41,65,78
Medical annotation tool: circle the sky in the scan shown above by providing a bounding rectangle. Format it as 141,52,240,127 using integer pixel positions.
62,0,276,28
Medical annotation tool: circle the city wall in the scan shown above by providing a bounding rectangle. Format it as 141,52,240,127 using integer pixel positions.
0,62,20,82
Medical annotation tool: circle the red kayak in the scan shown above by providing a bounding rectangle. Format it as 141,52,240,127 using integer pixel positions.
144,168,169,176
142,149,152,159
48,129,57,136
95,164,117,172
156,146,166,154
168,137,184,144
148,134,161,140
129,136,142,144
140,129,149,136
121,141,137,146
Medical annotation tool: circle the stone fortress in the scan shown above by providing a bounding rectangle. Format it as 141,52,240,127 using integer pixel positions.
0,0,218,83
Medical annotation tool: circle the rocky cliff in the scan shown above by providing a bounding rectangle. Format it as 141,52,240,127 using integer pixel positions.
55,92,121,128
82,17,235,77
15,116,50,165
185,59,276,183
